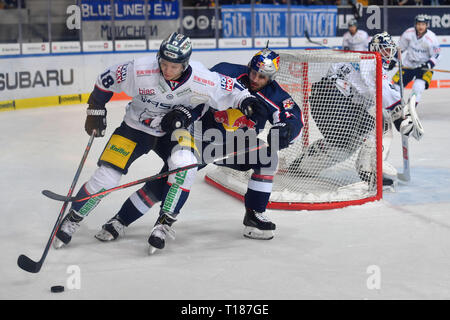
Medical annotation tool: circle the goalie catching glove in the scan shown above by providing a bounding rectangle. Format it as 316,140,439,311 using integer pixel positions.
390,98,424,141
267,122,292,150
160,105,193,132
85,104,107,137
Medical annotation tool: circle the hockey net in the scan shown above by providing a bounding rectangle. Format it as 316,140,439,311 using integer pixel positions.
205,49,383,210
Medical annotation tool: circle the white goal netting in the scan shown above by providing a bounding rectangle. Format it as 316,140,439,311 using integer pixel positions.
206,50,382,210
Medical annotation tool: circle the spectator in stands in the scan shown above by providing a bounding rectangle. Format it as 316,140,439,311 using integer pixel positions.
5,0,16,8
2,0,21,8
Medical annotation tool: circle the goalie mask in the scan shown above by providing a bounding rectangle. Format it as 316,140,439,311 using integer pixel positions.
248,48,280,79
369,32,397,65
158,32,192,71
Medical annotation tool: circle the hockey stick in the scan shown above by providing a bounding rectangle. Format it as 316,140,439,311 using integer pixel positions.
397,52,411,183
42,143,266,203
17,132,96,273
403,67,450,73
304,30,336,49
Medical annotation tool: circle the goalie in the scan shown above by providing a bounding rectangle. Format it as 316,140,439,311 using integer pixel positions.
291,32,423,187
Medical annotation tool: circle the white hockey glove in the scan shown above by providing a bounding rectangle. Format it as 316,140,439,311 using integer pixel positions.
391,96,424,141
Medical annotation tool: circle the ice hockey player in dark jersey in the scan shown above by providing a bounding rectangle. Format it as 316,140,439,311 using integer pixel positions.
95,48,304,252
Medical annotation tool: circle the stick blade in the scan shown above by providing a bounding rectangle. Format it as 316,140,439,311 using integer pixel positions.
304,30,311,40
42,190,72,202
17,254,41,273
397,173,410,183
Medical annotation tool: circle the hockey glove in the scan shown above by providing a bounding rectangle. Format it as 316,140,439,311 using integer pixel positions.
85,104,107,137
239,97,266,120
161,105,193,132
420,60,434,71
267,122,292,150
387,59,397,71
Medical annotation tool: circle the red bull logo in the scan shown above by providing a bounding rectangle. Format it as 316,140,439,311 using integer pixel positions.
214,109,255,132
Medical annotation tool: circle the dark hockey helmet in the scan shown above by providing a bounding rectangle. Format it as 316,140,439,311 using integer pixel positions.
248,48,280,79
369,32,397,64
415,14,431,26
158,32,192,70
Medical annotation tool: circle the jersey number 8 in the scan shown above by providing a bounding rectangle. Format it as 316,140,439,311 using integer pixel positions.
101,70,115,89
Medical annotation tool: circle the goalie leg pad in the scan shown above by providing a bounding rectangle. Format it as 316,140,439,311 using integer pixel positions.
382,115,394,161
406,94,424,141
355,137,377,190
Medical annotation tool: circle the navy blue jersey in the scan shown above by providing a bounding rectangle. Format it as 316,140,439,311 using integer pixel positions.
203,62,303,145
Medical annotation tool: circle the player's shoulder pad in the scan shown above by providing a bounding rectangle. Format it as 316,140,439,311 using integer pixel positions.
190,60,219,84
268,80,290,98
258,81,291,106
211,62,248,78
404,27,416,35
133,56,158,77
190,60,210,73
360,29,369,36
425,29,439,43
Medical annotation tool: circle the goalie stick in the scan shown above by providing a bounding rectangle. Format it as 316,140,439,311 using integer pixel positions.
397,52,411,183
42,143,266,203
17,132,96,273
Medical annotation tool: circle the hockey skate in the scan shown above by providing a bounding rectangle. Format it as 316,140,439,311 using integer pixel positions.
243,208,276,240
95,214,126,241
53,210,83,249
148,212,176,255
382,161,398,192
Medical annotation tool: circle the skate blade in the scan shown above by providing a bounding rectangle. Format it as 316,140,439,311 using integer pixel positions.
94,230,115,242
53,238,66,249
148,246,159,255
243,227,274,240
382,178,397,192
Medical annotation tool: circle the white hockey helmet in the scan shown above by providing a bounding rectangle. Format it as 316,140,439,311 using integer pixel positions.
415,14,431,26
369,32,397,64
347,18,358,28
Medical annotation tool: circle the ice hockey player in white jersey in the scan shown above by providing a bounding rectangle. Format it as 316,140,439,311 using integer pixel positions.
342,18,371,51
292,32,410,188
94,48,303,251
52,32,261,249
392,14,440,137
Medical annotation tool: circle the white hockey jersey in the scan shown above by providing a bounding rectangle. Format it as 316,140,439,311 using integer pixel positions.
398,27,441,68
342,30,371,51
325,61,400,111
94,56,253,137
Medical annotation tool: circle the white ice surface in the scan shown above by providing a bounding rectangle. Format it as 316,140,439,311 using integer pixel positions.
1,89,450,300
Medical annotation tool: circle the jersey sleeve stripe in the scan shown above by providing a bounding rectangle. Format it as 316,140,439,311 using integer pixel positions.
94,84,113,93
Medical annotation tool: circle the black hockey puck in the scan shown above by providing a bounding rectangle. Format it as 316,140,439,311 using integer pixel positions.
50,285,64,293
